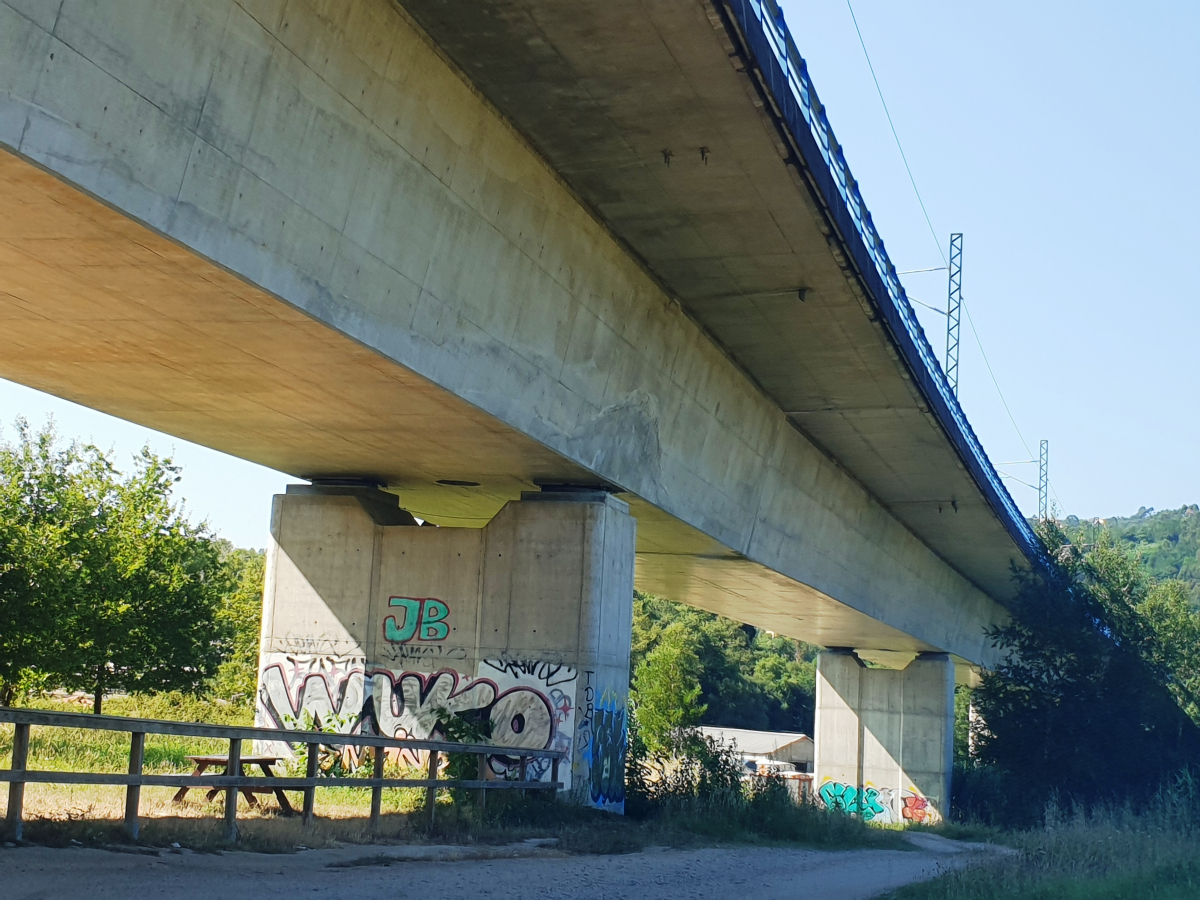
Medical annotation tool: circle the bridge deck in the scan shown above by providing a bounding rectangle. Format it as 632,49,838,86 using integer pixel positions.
398,0,1032,600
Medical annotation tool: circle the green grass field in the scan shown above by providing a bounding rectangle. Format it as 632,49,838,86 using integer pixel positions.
1,694,904,854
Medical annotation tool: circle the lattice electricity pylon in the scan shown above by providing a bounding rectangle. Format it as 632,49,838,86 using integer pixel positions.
946,233,963,395
1038,440,1049,521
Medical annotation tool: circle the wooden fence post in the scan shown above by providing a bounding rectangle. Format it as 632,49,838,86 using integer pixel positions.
424,749,439,827
302,742,318,826
5,722,30,841
476,753,487,810
551,757,560,797
124,732,145,840
369,744,384,835
224,737,241,843
519,756,528,799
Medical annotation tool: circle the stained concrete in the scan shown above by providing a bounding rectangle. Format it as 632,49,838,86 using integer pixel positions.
0,0,1016,666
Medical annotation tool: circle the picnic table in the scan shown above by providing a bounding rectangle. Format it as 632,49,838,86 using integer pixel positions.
171,755,295,815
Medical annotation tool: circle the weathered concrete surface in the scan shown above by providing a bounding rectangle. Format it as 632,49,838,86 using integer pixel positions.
257,489,634,808
0,841,1004,900
813,650,955,825
0,0,1010,666
395,0,1035,596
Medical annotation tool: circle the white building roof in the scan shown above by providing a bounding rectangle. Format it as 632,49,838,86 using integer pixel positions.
697,726,812,757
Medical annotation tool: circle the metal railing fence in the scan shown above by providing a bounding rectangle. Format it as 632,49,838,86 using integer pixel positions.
724,0,1046,567
0,707,564,843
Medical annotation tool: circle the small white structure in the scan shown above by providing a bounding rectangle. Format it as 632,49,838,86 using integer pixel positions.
697,726,813,773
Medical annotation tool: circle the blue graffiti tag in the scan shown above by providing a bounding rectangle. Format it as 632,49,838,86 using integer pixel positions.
818,781,886,821
589,694,626,806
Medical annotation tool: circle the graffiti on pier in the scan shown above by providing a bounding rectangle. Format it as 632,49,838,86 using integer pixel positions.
255,653,577,789
817,781,887,820
588,691,626,807
901,794,934,824
383,597,450,643
481,659,577,687
817,778,941,825
376,643,469,663
476,659,576,783
257,655,366,735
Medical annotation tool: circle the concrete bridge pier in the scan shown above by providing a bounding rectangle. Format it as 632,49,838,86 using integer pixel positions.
813,650,955,825
255,485,635,811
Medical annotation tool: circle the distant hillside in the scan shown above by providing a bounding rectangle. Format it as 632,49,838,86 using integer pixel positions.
1061,505,1200,603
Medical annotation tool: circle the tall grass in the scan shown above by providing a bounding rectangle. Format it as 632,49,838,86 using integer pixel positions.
886,772,1200,899
626,725,903,850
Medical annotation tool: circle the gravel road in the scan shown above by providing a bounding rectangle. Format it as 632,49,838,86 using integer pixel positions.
1,835,1000,900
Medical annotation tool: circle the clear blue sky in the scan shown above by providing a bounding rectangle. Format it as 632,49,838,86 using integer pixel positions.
2,0,1197,547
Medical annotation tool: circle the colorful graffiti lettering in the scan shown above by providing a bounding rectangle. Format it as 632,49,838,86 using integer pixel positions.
817,781,886,820
256,653,578,790
588,693,626,807
817,778,941,825
901,794,932,823
257,655,365,737
383,597,450,643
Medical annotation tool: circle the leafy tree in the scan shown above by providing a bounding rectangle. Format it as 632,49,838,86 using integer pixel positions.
0,420,234,712
953,685,973,764
210,546,266,702
972,521,1200,819
1136,578,1200,723
631,622,706,751
56,448,233,713
751,647,816,733
0,422,107,704
1062,505,1200,604
630,593,818,740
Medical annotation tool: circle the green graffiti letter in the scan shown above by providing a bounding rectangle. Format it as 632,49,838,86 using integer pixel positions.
420,599,450,641
384,597,420,643
861,787,886,821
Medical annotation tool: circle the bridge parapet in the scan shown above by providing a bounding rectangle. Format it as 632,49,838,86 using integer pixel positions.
726,0,1044,570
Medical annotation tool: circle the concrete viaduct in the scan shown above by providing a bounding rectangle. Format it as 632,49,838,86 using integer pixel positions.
0,0,1039,819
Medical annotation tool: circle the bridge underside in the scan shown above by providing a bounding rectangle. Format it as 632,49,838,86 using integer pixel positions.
0,0,1015,671
1,148,934,662
396,0,1027,601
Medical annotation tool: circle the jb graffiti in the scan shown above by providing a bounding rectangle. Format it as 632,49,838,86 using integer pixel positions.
383,597,449,643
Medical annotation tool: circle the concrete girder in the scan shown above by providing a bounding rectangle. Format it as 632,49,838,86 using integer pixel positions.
0,0,1005,666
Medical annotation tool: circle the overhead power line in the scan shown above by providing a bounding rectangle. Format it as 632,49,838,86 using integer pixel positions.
961,304,1032,460
999,472,1040,492
845,0,946,265
845,3,1067,515
906,296,947,316
897,266,948,275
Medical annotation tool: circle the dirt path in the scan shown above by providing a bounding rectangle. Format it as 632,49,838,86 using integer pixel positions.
1,836,1002,900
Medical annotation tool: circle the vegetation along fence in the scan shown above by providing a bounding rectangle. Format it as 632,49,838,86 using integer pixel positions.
0,707,564,842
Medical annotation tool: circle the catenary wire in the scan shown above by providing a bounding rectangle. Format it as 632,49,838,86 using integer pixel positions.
847,2,1067,515
846,0,946,265
999,472,1040,492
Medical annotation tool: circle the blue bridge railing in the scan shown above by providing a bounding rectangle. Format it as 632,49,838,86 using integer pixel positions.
726,0,1045,568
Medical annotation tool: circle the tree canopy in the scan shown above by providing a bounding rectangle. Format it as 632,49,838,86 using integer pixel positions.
630,593,817,751
970,520,1200,822
0,421,234,711
1062,505,1200,604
